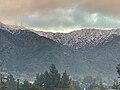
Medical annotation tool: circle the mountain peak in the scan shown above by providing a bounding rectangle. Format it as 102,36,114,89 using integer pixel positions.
0,21,29,33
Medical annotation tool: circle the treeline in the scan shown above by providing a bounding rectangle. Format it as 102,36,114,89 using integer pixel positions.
2,64,111,90
4,64,80,90
19,64,80,90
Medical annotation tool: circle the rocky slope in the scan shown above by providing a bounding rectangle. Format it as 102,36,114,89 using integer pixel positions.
33,29,120,50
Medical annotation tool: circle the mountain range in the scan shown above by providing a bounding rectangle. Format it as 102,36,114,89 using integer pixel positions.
0,22,120,82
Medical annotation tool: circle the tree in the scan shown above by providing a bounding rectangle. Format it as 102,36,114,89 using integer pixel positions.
49,64,60,89
44,71,51,90
99,81,106,90
112,79,118,89
116,64,120,76
30,85,44,90
83,76,95,85
88,81,108,90
20,80,32,90
34,73,40,86
34,73,44,87
33,64,73,90
60,70,70,89
0,46,12,90
88,83,98,90
6,74,16,90
71,81,81,90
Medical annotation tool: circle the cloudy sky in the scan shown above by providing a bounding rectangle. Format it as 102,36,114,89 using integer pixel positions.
1,0,120,32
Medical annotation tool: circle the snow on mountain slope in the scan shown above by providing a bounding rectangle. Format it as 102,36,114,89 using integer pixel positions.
33,29,120,49
1,21,120,50
0,22,28,33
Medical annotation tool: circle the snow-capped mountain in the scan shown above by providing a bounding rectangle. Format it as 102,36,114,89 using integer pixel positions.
1,21,120,50
0,22,28,33
33,29,120,50
1,22,120,81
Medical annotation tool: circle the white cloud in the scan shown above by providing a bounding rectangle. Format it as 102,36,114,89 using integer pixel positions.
88,13,98,24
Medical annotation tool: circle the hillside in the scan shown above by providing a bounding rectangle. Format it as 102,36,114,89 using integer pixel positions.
0,22,120,81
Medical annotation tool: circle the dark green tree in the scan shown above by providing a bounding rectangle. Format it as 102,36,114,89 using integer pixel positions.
33,64,73,90
34,73,44,87
6,74,16,90
30,85,44,90
60,70,70,89
34,73,40,86
83,76,95,85
112,79,118,89
49,64,60,89
44,71,51,90
116,64,120,76
71,81,81,90
99,81,106,90
88,81,108,90
88,82,98,90
20,80,32,90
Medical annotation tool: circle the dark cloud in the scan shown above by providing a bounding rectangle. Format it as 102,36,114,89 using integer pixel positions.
1,0,120,32
0,0,77,16
0,0,120,15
